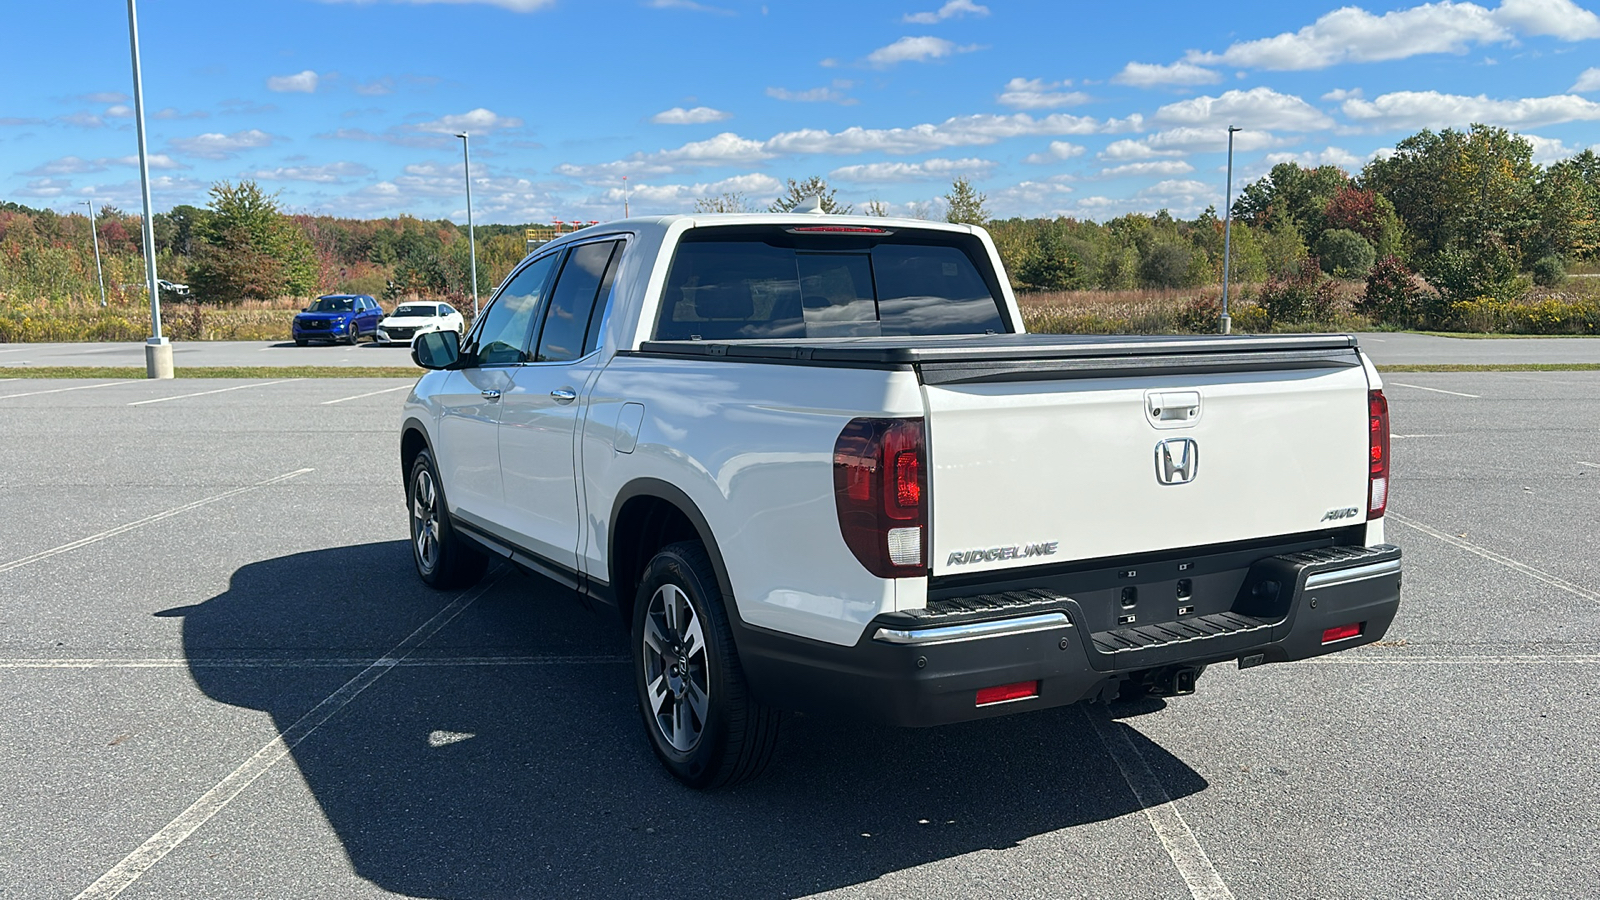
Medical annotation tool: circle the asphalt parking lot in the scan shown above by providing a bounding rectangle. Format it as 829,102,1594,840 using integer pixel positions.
1,371,1597,899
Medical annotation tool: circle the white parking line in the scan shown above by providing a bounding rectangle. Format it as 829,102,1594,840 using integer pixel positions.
1387,382,1480,398
0,655,628,669
1391,434,1452,439
1306,655,1600,664
128,379,298,406
0,469,313,575
1389,512,1600,604
319,384,412,405
1579,461,1600,468
1087,707,1235,900
0,380,139,400
73,573,502,900
0,347,32,354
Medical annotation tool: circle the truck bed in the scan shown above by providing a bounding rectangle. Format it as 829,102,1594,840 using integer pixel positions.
635,333,1363,383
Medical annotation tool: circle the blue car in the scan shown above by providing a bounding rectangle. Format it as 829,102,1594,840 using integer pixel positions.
292,295,385,345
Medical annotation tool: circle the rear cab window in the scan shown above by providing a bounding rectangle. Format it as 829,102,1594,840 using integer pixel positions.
652,225,1008,341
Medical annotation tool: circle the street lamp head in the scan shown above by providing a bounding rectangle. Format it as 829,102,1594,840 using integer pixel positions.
454,132,468,140
1227,125,1243,133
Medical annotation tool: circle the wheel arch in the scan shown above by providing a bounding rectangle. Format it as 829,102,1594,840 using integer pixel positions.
609,479,737,628
400,418,433,488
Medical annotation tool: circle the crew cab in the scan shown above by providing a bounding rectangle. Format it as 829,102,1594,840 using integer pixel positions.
398,213,1402,788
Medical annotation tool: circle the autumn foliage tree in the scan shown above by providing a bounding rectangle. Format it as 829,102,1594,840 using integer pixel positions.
188,181,318,303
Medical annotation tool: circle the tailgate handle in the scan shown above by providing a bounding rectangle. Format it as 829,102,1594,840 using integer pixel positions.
1149,391,1201,422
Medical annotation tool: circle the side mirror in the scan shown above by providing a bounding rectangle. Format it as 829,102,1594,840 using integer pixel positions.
301,307,308,312
413,329,462,370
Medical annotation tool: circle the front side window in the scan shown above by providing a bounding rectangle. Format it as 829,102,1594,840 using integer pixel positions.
653,227,1006,341
466,252,558,365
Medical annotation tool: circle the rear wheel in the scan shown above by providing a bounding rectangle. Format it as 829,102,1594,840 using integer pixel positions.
632,542,780,789
407,449,487,589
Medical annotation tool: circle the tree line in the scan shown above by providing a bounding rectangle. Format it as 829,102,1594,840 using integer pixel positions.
4,124,1596,329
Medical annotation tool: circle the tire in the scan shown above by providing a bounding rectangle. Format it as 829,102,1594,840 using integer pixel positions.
345,322,358,345
294,339,307,347
632,541,780,789
407,448,488,589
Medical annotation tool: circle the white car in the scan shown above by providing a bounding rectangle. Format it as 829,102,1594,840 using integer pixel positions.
377,302,465,346
399,213,1401,788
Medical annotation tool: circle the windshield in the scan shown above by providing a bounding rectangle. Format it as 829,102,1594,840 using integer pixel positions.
654,227,1007,341
392,305,433,318
308,297,355,313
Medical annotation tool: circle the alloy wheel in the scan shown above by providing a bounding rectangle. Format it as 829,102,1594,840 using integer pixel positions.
411,467,440,572
641,583,710,753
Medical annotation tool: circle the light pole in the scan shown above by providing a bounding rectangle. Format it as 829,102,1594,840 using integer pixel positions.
1220,125,1241,336
83,200,107,308
454,132,479,320
623,175,629,218
126,0,171,377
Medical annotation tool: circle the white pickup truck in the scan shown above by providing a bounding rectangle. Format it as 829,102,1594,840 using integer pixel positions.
399,213,1402,788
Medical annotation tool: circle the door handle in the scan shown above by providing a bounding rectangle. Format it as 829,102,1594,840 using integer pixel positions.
481,389,501,401
550,388,577,404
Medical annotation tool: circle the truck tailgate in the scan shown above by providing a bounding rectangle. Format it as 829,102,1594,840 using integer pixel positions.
922,349,1372,577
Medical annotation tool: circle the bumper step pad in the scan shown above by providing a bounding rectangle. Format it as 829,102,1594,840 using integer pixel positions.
1092,611,1271,655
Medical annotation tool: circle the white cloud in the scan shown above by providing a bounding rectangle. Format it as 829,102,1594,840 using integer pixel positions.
651,106,733,124
267,70,320,93
1260,147,1367,170
904,0,989,23
1099,160,1197,178
829,157,996,183
1342,90,1600,130
1106,128,1289,158
408,108,523,134
1520,134,1590,164
1112,61,1222,88
1573,67,1600,92
247,161,374,183
865,36,979,66
766,82,856,104
646,0,734,12
1154,87,1333,131
1186,0,1600,72
559,113,1138,180
1321,88,1364,102
169,129,280,159
56,112,105,128
316,0,556,11
599,173,782,211
1022,141,1086,164
104,105,134,119
1137,178,1222,215
355,78,396,96
997,78,1088,110
80,91,129,104
17,178,72,198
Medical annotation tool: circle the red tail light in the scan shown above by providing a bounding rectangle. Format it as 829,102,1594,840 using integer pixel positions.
976,681,1039,706
834,418,927,578
1322,622,1364,644
1368,390,1390,519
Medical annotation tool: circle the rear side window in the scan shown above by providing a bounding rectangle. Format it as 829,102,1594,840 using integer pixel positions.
534,239,623,362
653,227,1006,341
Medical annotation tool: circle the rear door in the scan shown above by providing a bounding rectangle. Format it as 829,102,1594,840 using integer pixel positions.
923,362,1372,577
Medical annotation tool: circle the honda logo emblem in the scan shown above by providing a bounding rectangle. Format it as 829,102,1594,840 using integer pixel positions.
1155,438,1199,485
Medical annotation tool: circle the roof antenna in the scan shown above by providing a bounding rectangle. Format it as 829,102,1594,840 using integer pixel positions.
795,193,826,215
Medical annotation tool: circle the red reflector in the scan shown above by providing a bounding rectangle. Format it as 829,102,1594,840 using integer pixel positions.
975,681,1039,706
786,225,891,234
1321,622,1363,644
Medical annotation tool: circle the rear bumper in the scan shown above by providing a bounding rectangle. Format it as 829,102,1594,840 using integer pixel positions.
735,542,1401,727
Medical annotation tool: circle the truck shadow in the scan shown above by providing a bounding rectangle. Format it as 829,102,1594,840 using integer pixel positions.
176,542,1207,900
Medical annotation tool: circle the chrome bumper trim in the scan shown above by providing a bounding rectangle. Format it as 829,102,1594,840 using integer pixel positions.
873,612,1072,646
1304,558,1402,590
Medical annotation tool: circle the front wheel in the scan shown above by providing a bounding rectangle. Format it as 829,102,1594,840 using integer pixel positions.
407,449,487,589
632,542,780,789
345,322,358,345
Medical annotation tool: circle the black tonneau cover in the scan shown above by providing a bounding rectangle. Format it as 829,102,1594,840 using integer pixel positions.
635,333,1364,384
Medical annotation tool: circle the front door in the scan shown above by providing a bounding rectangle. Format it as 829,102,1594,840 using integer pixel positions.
498,238,624,573
433,252,560,527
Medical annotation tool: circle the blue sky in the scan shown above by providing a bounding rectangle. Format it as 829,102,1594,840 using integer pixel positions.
4,0,1599,224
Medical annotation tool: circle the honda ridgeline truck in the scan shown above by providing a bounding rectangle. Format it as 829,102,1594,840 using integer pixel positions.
399,212,1402,788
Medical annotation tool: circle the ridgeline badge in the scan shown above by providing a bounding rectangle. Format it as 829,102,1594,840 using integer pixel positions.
947,542,1059,566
